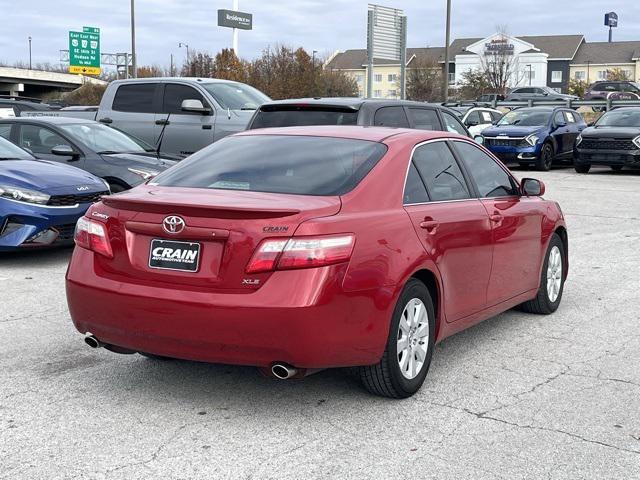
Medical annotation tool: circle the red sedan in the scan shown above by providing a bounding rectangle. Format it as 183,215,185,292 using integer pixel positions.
66,126,568,398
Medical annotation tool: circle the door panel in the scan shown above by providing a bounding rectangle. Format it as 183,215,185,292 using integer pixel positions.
405,201,493,322
480,197,545,303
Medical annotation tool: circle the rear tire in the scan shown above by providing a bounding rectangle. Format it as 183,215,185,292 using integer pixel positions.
518,233,565,314
535,143,554,171
574,164,591,173
359,278,435,398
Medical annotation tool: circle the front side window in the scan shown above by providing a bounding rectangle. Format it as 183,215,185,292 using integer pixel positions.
374,106,409,128
0,136,33,160
411,141,470,202
163,84,208,114
0,124,12,140
59,123,149,153
18,125,68,154
112,83,157,113
453,141,517,198
465,111,480,125
442,111,468,135
153,135,387,196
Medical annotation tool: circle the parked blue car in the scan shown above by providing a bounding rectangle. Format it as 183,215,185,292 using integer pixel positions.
0,137,109,251
481,107,586,171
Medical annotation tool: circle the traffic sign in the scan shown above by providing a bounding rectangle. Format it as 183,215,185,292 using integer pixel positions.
68,26,100,75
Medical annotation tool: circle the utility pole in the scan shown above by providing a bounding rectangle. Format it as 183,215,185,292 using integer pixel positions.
232,0,239,55
442,0,452,101
179,43,190,62
130,0,137,78
28,36,32,70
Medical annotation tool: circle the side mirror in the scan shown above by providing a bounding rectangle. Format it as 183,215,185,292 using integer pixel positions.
555,121,567,128
542,92,549,96
181,99,212,115
587,122,594,127
521,178,545,196
466,120,479,127
51,144,79,159
474,135,484,145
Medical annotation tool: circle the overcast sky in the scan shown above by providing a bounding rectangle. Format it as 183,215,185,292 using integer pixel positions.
2,0,639,70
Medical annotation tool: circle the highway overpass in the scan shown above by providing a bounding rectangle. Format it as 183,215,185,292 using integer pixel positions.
0,67,106,98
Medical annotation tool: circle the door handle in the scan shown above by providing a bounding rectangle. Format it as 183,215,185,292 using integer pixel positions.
419,219,438,233
98,117,112,124
489,213,503,224
155,119,170,126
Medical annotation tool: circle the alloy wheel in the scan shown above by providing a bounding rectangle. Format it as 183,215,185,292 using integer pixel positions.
546,246,562,303
397,298,430,380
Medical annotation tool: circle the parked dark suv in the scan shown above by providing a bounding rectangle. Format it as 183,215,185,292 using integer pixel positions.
583,81,640,111
246,98,471,137
574,106,640,173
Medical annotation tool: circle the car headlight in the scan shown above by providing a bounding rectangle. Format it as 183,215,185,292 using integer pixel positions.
525,134,539,147
633,135,640,149
127,168,159,180
576,134,583,146
0,184,50,205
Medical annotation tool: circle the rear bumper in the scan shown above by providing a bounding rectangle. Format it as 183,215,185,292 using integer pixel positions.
0,199,88,251
65,248,394,368
576,148,640,166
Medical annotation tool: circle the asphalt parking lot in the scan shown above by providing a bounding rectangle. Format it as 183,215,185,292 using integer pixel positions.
1,166,639,480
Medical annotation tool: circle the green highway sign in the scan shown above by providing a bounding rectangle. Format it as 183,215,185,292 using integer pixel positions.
69,26,100,75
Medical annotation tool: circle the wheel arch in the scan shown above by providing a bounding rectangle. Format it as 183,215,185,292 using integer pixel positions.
553,225,569,280
410,268,443,341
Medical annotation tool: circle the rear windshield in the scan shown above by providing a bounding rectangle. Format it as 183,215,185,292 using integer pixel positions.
153,135,387,196
249,107,359,129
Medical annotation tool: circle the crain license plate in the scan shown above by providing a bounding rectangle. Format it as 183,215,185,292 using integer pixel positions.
148,239,200,272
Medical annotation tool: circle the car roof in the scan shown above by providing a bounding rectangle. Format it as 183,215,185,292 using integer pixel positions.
110,77,245,86
234,125,466,143
0,116,98,125
257,97,453,111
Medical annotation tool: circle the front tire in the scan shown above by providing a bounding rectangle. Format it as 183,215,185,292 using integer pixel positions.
535,143,554,171
519,233,565,314
574,164,591,173
359,278,435,398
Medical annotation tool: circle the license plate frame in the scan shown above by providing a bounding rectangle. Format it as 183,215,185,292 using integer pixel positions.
148,239,201,272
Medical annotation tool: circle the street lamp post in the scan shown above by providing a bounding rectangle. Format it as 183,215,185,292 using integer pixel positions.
28,36,32,70
442,0,452,101
179,42,190,61
130,0,137,78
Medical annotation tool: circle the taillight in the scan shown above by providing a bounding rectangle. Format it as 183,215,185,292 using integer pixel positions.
246,234,355,273
74,216,113,258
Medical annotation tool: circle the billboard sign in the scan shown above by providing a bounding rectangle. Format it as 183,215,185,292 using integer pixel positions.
218,9,253,30
68,26,100,75
605,12,618,27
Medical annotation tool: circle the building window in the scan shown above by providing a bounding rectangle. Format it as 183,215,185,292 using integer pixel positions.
355,74,364,84
387,89,397,98
574,71,586,80
597,70,607,80
374,74,382,82
551,71,563,83
373,89,382,98
524,69,536,81
448,72,455,84
388,74,397,83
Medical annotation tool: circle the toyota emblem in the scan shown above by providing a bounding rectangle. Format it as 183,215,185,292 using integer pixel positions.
162,215,186,234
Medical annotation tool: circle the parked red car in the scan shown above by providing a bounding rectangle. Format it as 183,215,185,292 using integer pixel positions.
66,126,568,398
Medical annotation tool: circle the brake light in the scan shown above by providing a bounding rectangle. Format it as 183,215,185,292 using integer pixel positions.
74,216,113,258
246,234,355,273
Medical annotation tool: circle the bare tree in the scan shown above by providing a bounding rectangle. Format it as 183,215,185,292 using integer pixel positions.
406,58,443,102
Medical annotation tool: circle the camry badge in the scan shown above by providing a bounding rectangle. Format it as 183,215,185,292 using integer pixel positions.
163,215,186,234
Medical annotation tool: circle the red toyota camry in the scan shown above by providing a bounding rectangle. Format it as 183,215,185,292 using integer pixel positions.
66,126,568,398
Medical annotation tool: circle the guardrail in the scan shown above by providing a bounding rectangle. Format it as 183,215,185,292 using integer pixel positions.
486,99,640,111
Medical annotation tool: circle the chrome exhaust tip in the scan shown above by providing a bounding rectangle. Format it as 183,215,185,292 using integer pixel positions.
84,333,103,349
271,363,298,380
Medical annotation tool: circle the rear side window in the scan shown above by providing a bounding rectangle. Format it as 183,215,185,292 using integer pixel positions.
407,108,440,130
374,107,410,128
154,135,387,196
249,107,358,129
112,83,157,113
163,84,208,114
442,111,468,136
403,163,429,204
0,124,12,140
412,141,470,201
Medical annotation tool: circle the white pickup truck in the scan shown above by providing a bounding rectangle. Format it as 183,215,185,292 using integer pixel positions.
57,77,270,156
